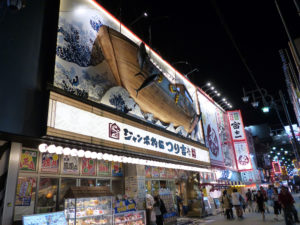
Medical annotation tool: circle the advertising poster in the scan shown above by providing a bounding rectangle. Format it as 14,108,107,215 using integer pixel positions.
160,168,167,178
112,162,123,177
198,91,224,167
145,166,152,178
41,153,59,173
81,158,96,176
272,161,282,174
98,160,111,176
62,155,79,174
20,150,37,172
227,110,252,171
152,167,160,178
15,177,36,206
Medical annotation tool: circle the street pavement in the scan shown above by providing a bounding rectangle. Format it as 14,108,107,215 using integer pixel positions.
177,193,300,225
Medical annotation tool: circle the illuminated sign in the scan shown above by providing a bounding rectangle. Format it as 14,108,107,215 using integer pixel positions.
227,110,252,171
272,161,282,174
47,100,210,163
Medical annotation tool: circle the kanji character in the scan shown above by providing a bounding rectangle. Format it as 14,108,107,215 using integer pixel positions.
191,148,196,158
231,121,240,129
151,137,158,148
159,140,165,150
144,136,150,145
166,142,173,152
181,144,187,156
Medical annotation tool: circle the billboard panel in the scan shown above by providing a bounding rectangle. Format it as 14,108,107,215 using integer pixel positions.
227,110,252,171
198,91,224,167
53,0,204,143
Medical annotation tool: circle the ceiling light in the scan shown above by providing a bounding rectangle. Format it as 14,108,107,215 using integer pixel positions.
207,82,211,86
38,143,48,152
251,101,259,108
55,146,63,155
211,86,215,90
272,147,276,150
242,96,249,102
47,145,56,154
63,147,71,156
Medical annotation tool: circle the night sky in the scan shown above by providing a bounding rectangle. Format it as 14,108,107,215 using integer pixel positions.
98,0,300,127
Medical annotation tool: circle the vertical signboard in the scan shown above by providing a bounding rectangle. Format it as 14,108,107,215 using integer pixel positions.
227,110,252,171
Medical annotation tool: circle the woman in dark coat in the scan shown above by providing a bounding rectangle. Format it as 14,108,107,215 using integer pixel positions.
256,190,265,221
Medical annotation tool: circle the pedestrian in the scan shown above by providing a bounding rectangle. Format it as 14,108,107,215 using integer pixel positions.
221,190,234,220
260,186,270,213
252,190,258,212
246,189,254,212
146,193,156,225
256,190,266,221
176,191,183,216
157,195,167,217
154,196,164,225
279,186,300,225
231,188,243,219
267,185,274,212
272,188,281,221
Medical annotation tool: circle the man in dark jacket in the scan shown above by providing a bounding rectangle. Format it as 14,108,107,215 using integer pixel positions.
279,186,299,224
158,195,167,215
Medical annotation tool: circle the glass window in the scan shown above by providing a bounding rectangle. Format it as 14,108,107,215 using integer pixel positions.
59,178,77,210
14,177,36,221
96,179,110,188
80,178,96,187
112,179,124,195
37,177,58,213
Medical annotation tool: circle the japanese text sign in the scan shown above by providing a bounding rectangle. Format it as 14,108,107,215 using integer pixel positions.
227,111,245,140
49,101,210,163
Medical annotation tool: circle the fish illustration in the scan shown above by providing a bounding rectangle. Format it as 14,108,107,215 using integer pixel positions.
135,74,159,97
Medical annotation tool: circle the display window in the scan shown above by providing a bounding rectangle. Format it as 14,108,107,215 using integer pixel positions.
80,178,96,187
96,179,111,188
36,177,58,213
59,178,77,210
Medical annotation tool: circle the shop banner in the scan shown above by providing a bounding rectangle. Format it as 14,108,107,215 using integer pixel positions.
114,199,136,214
112,162,123,177
98,160,111,176
20,150,37,172
62,155,79,174
160,168,166,178
227,110,252,171
198,92,224,167
272,161,282,174
15,177,36,206
145,166,152,178
49,101,210,164
81,158,96,176
152,167,160,178
41,153,59,173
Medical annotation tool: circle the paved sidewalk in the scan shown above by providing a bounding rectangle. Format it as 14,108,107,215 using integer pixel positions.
177,193,300,225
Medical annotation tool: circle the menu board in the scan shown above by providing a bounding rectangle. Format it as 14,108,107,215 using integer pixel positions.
98,160,111,176
20,150,37,172
152,167,160,178
81,158,96,176
112,162,123,177
145,166,152,178
62,155,79,174
15,177,36,206
23,211,67,225
41,153,59,173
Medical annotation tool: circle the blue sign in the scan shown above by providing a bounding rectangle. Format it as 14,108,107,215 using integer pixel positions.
114,199,136,214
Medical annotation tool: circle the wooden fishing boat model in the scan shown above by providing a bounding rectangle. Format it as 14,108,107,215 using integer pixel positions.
94,25,199,133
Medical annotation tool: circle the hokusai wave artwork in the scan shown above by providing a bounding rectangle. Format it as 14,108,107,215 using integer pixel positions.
54,1,204,143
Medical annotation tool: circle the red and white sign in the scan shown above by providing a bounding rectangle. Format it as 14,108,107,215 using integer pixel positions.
272,161,282,174
227,110,252,171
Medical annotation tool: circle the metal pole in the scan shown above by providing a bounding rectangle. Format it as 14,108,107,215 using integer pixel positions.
275,0,300,68
293,0,300,16
279,90,300,160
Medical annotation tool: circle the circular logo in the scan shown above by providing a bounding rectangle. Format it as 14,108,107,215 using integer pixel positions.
238,155,249,165
207,124,219,157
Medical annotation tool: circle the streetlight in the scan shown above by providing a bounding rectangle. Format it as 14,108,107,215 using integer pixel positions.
129,12,149,27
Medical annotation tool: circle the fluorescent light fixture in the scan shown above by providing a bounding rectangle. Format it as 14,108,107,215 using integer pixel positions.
262,106,270,113
242,96,249,102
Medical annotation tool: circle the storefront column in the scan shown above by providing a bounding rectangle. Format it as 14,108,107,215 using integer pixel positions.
1,142,22,225
124,164,146,209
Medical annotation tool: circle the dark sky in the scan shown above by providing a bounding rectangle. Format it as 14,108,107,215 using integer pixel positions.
98,0,300,128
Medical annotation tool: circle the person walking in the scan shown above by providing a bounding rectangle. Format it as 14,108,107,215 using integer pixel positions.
221,190,234,220
146,193,156,225
231,188,243,219
246,189,254,213
279,186,300,225
272,188,281,221
154,196,164,225
157,195,167,217
256,190,266,221
260,186,270,213
176,191,183,216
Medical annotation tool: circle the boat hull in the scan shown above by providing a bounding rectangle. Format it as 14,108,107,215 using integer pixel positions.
95,26,197,133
